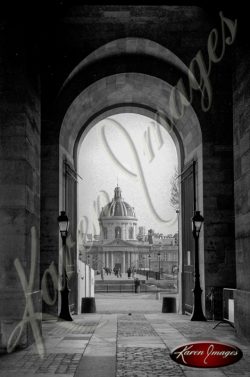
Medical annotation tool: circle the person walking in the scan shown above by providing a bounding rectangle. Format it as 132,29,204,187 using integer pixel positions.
134,278,141,293
127,267,131,278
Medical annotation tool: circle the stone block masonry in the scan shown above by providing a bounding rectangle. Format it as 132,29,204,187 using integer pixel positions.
0,24,41,351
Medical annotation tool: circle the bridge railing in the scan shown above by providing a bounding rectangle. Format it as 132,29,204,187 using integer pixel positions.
94,282,176,293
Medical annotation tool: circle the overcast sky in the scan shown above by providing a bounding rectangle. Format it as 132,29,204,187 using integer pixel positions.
78,113,178,236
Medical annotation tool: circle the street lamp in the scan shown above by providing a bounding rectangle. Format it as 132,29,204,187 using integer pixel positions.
148,254,151,271
158,252,161,280
176,209,180,295
191,210,206,321
58,211,73,321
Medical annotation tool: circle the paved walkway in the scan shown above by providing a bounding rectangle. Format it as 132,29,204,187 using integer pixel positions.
0,294,250,377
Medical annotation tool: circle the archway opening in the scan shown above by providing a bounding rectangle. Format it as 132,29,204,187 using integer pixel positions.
57,67,204,318
77,112,180,313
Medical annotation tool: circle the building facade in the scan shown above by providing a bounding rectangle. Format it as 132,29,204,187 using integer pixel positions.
79,185,178,274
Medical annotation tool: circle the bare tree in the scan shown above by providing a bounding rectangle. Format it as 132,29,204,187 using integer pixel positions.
170,166,180,211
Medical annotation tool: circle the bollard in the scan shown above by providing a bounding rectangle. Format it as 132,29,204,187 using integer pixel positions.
81,297,96,313
162,297,176,313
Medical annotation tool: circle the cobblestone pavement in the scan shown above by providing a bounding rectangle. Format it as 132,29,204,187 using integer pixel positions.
118,314,158,337
117,313,184,377
1,298,250,377
43,320,99,337
0,353,82,374
117,347,184,377
0,316,101,377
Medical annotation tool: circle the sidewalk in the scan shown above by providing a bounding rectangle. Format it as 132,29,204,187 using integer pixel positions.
0,295,250,377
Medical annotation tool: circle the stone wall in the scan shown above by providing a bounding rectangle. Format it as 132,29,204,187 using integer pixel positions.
233,44,250,340
0,17,41,350
40,133,60,317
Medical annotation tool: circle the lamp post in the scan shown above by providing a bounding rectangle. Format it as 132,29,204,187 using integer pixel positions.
58,211,73,321
147,254,151,280
158,252,161,280
176,209,180,294
191,210,206,321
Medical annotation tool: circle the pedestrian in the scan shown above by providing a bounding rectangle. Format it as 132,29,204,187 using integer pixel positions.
101,268,104,281
127,267,131,278
134,278,140,293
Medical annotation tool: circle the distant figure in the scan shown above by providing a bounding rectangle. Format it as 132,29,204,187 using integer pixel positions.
132,267,135,278
127,267,131,278
118,268,122,278
101,268,104,281
134,278,141,293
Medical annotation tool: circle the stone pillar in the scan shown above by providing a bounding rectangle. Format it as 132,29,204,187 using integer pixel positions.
233,45,250,341
111,252,114,269
40,125,59,318
123,252,126,273
0,30,41,350
124,223,128,240
133,223,137,240
122,223,126,240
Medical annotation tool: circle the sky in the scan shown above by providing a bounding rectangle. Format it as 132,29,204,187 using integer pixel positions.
78,113,178,237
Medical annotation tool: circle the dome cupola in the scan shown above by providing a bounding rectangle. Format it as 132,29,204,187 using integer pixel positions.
99,185,138,241
100,185,136,219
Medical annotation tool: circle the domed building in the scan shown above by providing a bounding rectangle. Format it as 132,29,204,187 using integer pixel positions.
99,185,138,242
80,185,147,273
80,185,178,275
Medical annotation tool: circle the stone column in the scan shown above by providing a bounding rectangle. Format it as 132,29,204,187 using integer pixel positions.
123,251,126,273
111,252,114,269
133,223,137,240
40,127,60,318
124,223,128,240
0,39,41,350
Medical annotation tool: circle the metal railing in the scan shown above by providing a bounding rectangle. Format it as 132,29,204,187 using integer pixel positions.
94,282,177,293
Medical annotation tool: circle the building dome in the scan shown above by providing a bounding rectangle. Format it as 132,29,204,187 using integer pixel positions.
99,186,138,241
99,186,136,219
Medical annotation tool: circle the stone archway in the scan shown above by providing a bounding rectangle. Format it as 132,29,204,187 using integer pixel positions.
40,39,207,317
58,72,203,315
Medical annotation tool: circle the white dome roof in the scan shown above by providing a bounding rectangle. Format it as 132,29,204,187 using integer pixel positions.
99,186,136,219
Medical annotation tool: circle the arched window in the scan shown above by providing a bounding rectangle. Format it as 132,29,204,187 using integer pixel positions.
115,226,121,239
129,227,134,239
103,227,107,240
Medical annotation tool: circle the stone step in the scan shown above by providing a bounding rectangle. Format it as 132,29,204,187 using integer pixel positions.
95,280,146,285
